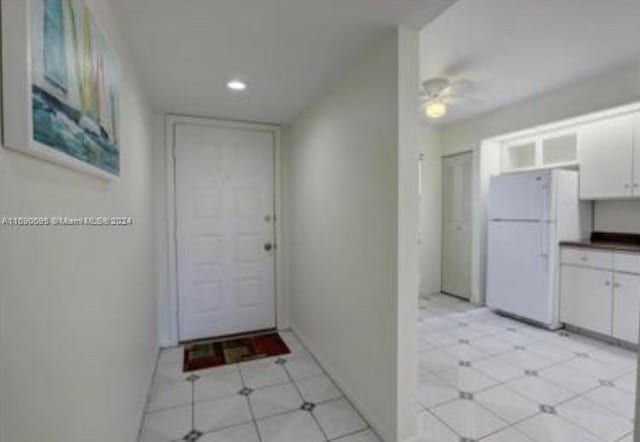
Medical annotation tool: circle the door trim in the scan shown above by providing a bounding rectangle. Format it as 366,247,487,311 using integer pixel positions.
164,114,283,346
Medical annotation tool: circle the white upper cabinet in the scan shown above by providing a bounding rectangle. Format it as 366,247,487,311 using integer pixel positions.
501,130,578,173
579,113,635,199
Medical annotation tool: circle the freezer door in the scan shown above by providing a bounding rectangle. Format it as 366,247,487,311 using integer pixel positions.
489,171,551,221
486,221,552,324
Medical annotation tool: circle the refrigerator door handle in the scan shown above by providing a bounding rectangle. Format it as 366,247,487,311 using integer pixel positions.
540,223,549,258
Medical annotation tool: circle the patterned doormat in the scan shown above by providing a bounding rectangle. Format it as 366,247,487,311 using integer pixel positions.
183,331,290,372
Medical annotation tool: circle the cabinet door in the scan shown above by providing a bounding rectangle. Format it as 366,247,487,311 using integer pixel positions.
612,272,640,344
634,113,640,195
579,114,634,199
560,265,613,335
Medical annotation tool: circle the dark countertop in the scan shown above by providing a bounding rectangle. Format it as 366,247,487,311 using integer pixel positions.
560,232,640,253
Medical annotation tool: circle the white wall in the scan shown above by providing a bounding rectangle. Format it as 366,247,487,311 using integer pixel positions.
0,1,158,441
284,28,419,442
418,125,442,296
594,200,640,234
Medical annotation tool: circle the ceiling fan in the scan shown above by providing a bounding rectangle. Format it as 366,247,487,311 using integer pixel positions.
419,77,477,119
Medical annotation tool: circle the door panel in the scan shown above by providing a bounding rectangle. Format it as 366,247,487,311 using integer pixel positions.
560,266,613,335
175,124,275,341
488,171,550,221
486,221,549,323
612,272,640,344
579,114,634,199
442,153,472,299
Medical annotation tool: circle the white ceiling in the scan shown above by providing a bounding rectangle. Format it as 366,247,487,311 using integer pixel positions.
420,0,640,125
111,0,456,124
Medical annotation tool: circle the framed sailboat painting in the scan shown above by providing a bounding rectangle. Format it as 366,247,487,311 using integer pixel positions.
2,0,120,179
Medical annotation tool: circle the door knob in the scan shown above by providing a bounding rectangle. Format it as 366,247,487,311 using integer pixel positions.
264,242,273,252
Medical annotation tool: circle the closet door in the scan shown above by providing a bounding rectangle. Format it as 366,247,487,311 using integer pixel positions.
442,153,473,299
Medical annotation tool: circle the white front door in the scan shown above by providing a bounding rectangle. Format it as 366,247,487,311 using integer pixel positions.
442,152,472,299
174,123,276,341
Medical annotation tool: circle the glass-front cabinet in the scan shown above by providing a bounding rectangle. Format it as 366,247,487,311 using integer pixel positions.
501,130,578,173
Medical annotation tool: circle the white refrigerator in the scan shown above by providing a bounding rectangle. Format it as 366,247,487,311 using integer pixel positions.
486,169,591,329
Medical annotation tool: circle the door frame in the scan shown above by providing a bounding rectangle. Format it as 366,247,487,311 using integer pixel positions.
164,114,284,345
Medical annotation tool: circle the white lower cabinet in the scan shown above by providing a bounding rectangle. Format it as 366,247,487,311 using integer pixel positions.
612,272,640,344
560,247,640,344
560,265,613,336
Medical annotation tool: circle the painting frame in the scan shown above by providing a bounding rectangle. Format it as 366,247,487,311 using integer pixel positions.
1,0,120,180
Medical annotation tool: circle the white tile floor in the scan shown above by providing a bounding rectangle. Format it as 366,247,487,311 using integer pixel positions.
141,295,637,442
139,331,380,442
417,293,637,442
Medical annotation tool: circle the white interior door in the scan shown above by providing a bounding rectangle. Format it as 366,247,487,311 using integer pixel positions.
442,153,472,299
174,123,275,341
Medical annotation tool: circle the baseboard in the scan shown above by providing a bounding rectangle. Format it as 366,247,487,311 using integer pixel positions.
135,346,161,442
290,324,388,442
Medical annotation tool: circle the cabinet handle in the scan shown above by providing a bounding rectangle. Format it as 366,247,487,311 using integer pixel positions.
614,283,621,288
625,183,631,189
581,256,588,262
605,281,611,286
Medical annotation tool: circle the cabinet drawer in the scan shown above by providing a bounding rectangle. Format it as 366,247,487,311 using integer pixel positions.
614,252,640,274
561,247,613,269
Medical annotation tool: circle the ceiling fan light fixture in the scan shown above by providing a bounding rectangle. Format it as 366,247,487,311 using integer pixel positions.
426,100,447,119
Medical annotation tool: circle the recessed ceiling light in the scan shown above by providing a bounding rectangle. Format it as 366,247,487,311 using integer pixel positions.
227,80,246,91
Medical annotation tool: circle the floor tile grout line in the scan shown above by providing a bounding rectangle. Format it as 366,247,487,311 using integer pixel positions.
421,295,637,441
237,362,264,442
423,328,617,398
281,361,331,441
329,427,376,441
424,362,631,440
286,329,382,441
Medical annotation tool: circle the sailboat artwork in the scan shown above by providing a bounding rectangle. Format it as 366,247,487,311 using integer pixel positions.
30,0,120,175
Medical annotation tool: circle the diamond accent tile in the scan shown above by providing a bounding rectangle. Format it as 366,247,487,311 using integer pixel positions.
539,404,556,414
558,331,570,337
459,322,468,327
599,380,615,387
275,358,288,365
459,391,474,400
238,387,254,396
300,401,316,412
186,374,200,382
459,339,470,344
459,361,472,367
514,345,526,351
524,370,538,377
182,429,203,441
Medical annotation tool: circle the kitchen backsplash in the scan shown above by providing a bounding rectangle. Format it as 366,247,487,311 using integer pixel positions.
594,200,640,234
